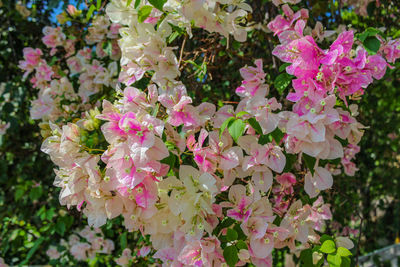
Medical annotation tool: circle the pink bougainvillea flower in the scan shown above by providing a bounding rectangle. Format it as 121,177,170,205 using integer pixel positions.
304,167,333,197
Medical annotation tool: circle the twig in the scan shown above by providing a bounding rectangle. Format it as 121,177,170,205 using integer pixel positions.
355,217,364,266
178,35,188,67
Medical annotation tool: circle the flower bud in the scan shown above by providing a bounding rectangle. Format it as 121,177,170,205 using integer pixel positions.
312,251,323,264
39,122,52,138
238,249,250,261
83,119,95,131
66,5,81,17
59,209,67,216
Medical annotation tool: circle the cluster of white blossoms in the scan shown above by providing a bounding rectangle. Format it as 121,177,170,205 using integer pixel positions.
46,226,114,261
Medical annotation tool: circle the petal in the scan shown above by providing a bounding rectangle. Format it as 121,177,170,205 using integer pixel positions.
304,171,319,198
252,169,273,192
266,148,286,173
314,167,333,190
220,147,243,170
105,197,123,219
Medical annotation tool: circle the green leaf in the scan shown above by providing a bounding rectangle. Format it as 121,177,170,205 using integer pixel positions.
357,27,380,42
63,215,74,229
165,141,177,151
168,31,180,44
213,217,235,236
312,245,322,252
232,40,241,50
320,234,335,244
248,118,263,135
57,69,67,77
14,188,25,201
303,153,317,175
236,111,249,118
236,240,248,250
48,56,58,66
96,0,101,10
233,223,247,240
46,208,55,220
393,29,400,38
127,0,134,6
148,0,167,11
283,153,297,172
300,249,313,266
258,134,270,145
86,4,96,21
274,73,293,95
259,128,284,145
22,237,45,264
341,256,351,267
160,152,177,170
219,235,228,243
223,245,239,267
279,63,291,72
226,228,238,241
337,247,352,257
138,5,152,23
134,0,141,8
270,127,284,143
55,220,65,235
363,36,381,54
228,119,246,143
37,207,46,220
120,232,127,249
102,41,112,57
29,187,42,201
220,117,236,138
320,240,336,254
327,253,342,267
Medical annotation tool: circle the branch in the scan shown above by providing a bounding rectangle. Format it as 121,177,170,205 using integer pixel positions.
178,34,188,67
355,217,364,266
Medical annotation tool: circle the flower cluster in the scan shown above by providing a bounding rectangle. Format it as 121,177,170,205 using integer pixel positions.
266,4,400,197
85,15,121,60
269,5,388,104
115,246,151,266
331,218,360,238
379,36,400,64
24,1,400,266
46,226,114,261
19,15,120,122
107,0,250,89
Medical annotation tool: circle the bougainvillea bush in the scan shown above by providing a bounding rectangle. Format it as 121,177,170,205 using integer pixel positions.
1,0,400,266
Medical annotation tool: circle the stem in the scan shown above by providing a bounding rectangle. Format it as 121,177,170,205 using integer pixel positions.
355,217,364,266
178,34,188,67
222,101,239,104
266,187,272,199
80,145,106,153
